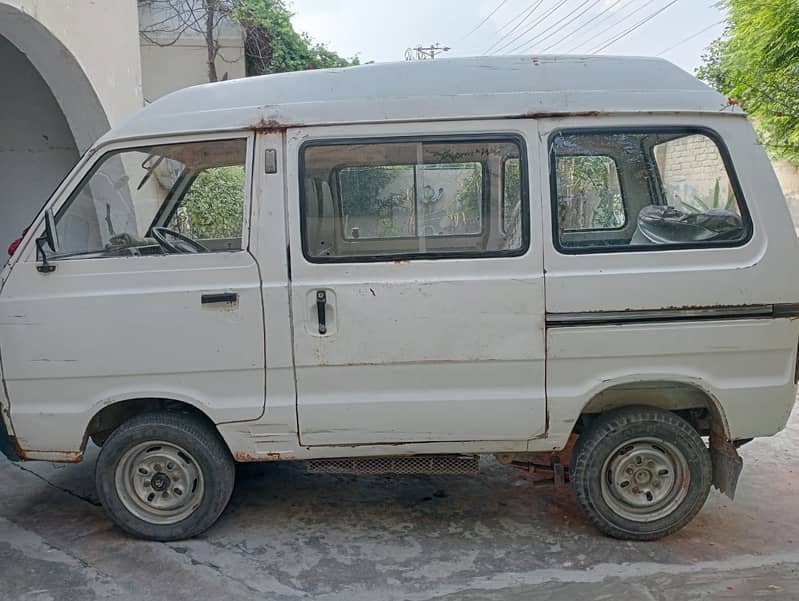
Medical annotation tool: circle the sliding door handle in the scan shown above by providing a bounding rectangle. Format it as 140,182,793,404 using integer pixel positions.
316,290,327,334
202,292,238,305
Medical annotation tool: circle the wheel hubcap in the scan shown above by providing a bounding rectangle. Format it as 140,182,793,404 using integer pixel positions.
114,441,205,525
600,437,690,523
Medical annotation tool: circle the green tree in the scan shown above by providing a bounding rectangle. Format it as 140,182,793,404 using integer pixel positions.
175,166,245,239
697,1,799,162
234,0,358,75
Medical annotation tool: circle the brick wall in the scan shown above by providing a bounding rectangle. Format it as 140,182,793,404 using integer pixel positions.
654,134,733,210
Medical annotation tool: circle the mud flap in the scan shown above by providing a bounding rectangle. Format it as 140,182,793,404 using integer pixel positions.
710,436,743,500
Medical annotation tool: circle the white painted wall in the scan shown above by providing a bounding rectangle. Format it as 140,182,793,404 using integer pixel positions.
138,2,246,102
0,0,143,264
774,161,799,233
0,0,143,151
0,37,79,255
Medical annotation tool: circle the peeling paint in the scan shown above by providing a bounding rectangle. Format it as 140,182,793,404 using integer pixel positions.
512,110,601,120
252,117,301,134
235,451,286,462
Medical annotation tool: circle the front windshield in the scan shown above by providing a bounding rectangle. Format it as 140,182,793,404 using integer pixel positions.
53,138,247,258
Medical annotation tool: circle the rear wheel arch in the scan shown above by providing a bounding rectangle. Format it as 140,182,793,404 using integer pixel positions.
84,398,229,455
574,379,730,441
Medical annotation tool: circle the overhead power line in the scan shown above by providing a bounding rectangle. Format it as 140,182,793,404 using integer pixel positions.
539,0,624,53
457,0,511,42
655,18,725,56
494,0,543,35
512,0,605,54
563,0,659,53
591,0,682,53
490,0,571,55
484,0,546,54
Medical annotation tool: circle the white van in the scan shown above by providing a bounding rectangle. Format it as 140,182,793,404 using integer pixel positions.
2,56,797,542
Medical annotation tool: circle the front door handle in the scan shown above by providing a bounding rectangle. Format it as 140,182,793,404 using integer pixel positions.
202,292,238,305
316,290,327,334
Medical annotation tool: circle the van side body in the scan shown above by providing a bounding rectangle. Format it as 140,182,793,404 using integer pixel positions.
1,56,797,540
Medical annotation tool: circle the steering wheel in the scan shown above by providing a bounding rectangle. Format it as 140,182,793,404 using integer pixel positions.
151,227,209,254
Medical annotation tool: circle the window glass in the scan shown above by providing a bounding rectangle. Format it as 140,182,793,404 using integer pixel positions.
653,134,740,216
556,156,624,230
302,138,526,261
54,139,247,258
551,130,749,252
167,165,246,242
338,165,415,239
503,158,522,234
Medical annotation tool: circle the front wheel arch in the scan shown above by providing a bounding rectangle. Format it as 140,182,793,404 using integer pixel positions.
95,410,235,540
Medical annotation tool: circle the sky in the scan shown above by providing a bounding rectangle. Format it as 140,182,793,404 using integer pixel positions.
289,0,726,75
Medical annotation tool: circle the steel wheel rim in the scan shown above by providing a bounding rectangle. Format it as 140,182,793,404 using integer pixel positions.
114,440,205,525
600,436,690,523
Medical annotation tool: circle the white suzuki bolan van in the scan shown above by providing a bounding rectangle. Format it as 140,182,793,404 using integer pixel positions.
2,56,798,542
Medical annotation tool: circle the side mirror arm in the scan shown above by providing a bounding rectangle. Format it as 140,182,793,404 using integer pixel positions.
36,238,56,274
36,209,58,274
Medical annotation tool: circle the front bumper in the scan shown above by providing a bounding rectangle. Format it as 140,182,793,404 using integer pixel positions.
0,415,20,462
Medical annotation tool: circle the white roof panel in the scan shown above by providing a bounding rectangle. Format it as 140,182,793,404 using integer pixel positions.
100,55,739,145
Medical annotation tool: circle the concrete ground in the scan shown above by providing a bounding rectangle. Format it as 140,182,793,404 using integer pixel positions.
2,406,799,601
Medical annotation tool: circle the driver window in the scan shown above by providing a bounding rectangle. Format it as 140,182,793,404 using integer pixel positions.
166,164,246,251
53,138,248,258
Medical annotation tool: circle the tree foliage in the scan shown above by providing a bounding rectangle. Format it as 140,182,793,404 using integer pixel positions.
697,0,799,162
173,166,245,239
557,156,624,229
234,0,358,75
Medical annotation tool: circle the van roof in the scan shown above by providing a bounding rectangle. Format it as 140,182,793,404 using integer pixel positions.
100,55,738,145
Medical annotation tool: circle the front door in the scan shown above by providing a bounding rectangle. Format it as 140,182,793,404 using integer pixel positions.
0,133,265,454
287,123,546,447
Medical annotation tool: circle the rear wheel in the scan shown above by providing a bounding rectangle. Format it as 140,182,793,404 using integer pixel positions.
95,411,235,541
571,406,711,540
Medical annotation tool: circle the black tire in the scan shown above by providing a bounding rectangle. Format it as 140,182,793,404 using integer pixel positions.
571,406,711,541
95,411,235,541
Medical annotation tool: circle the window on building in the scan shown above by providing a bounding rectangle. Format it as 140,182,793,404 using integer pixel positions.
550,129,750,252
53,138,248,258
301,137,528,261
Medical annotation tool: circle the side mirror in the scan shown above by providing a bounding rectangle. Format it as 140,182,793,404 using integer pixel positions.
36,209,57,274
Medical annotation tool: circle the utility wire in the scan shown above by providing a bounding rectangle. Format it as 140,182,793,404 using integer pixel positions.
490,0,571,55
563,0,659,53
457,0,511,41
494,0,543,34
484,0,546,54
655,18,725,56
539,0,624,53
512,0,606,54
591,0,682,53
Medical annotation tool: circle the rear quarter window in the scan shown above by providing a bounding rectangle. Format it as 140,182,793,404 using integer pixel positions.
550,128,751,253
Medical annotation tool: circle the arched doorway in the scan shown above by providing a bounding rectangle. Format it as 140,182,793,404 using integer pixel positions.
0,3,110,264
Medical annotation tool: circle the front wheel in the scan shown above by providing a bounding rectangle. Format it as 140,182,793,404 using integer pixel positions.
95,411,235,541
571,406,712,541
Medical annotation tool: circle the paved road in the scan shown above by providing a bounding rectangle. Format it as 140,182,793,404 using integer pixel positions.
2,405,799,601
